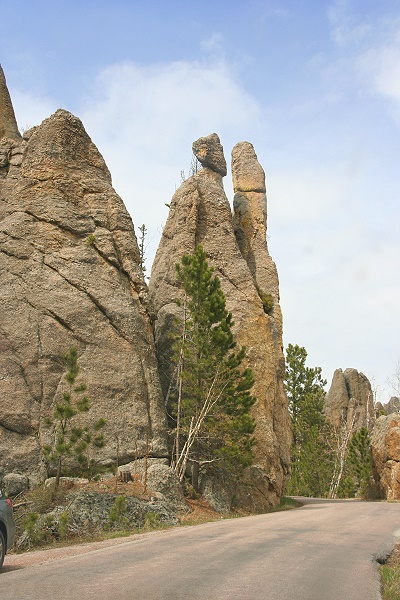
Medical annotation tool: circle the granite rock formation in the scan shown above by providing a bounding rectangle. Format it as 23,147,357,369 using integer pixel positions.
375,396,400,418
149,133,291,510
0,66,21,142
371,414,400,500
0,67,167,486
324,368,375,432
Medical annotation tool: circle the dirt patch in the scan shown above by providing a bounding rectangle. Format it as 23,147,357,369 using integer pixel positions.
386,543,400,568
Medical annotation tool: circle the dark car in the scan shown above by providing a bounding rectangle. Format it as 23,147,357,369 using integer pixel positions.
0,490,16,570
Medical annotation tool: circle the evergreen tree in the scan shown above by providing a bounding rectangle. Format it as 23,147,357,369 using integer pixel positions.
43,348,106,490
168,245,256,490
347,427,374,497
285,344,331,497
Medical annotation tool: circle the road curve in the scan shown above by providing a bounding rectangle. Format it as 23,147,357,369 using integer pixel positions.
1,498,399,600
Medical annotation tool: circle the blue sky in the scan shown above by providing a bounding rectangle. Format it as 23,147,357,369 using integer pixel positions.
1,0,399,401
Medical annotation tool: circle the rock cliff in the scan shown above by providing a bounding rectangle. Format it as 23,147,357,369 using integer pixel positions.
149,133,291,510
324,368,375,432
0,66,167,486
371,414,400,500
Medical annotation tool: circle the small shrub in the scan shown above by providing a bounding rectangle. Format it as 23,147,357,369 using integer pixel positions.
22,512,58,547
256,286,274,315
24,513,41,546
107,495,130,530
58,511,70,540
86,233,96,246
144,511,161,529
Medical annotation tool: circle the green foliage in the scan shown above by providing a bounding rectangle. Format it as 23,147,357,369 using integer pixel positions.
285,343,331,497
43,348,106,488
22,510,71,548
256,286,274,315
24,513,42,546
169,245,256,487
144,511,161,529
336,475,356,498
58,511,70,540
86,233,96,246
347,427,374,498
107,495,130,530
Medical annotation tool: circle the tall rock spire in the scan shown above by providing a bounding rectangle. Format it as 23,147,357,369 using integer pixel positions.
0,65,21,141
149,134,291,511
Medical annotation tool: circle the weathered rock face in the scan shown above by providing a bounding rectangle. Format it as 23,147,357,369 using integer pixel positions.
0,65,21,142
149,133,291,510
380,397,400,417
371,414,400,500
324,368,375,431
0,72,167,486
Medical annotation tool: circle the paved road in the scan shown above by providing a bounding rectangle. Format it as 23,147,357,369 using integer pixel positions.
1,498,399,600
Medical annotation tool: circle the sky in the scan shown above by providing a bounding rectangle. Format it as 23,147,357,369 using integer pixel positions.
1,0,399,402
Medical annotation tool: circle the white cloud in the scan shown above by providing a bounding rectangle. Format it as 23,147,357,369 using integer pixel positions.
328,2,400,120
78,58,262,263
357,29,400,111
11,89,58,133
328,0,371,47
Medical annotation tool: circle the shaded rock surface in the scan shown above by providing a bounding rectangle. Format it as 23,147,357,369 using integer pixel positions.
0,65,21,142
324,368,375,431
149,135,291,511
0,74,167,485
371,414,400,500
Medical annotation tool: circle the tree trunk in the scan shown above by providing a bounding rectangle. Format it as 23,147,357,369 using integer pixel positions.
191,461,200,493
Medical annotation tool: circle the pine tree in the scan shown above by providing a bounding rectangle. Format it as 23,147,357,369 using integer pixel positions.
285,343,331,497
347,427,374,497
43,348,106,490
168,245,256,490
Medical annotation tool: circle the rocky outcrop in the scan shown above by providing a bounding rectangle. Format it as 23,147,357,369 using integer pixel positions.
149,133,291,510
376,397,400,417
0,65,21,142
371,414,400,500
0,72,167,486
324,368,375,431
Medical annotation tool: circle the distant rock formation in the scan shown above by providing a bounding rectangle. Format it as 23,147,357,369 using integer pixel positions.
0,70,167,486
371,414,400,500
375,397,400,417
324,368,375,432
149,133,291,510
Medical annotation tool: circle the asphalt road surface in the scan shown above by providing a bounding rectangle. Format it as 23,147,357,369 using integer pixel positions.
1,498,399,600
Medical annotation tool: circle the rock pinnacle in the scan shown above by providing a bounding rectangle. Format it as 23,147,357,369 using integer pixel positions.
0,64,22,141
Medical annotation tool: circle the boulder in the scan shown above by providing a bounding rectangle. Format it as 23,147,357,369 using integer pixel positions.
324,368,375,431
2,473,29,497
371,414,400,499
118,460,187,511
149,135,291,510
192,133,227,176
0,70,168,485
